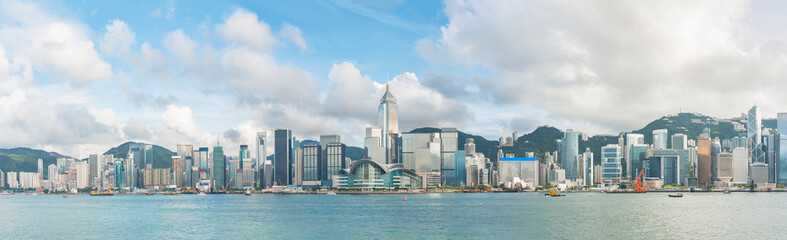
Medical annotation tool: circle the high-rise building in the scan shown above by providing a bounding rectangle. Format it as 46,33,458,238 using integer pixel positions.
177,144,193,187
293,146,303,186
697,137,712,187
274,129,293,186
364,127,385,165
441,128,459,186
171,156,182,187
47,164,57,181
324,142,346,182
144,144,153,169
256,132,267,187
732,147,748,184
198,147,209,180
239,145,249,169
228,158,238,188
464,138,476,156
125,149,137,188
379,84,399,164
582,148,593,186
778,113,787,185
671,134,687,150
624,133,645,179
749,105,765,163
302,142,321,185
37,158,43,180
750,162,769,184
562,130,579,180
89,154,98,187
72,161,89,189
717,152,733,182
401,132,442,174
455,150,467,187
213,146,225,190
6,171,18,188
114,159,125,189
653,129,668,150
601,144,622,185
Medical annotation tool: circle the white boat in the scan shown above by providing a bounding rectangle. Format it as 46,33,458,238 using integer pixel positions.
326,191,337,195
197,192,206,196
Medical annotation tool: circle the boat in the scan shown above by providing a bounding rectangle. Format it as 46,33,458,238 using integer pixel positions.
90,184,115,196
197,192,206,196
723,190,731,194
62,196,75,198
326,191,337,196
545,189,565,197
146,192,155,195
163,192,180,195
403,195,407,201
668,193,683,198
245,190,252,196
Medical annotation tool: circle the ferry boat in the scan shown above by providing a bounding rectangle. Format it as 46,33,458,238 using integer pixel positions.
668,193,683,198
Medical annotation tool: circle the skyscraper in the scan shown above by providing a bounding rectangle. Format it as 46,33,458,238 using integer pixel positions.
601,144,622,185
364,127,385,164
37,158,43,180
177,144,193,187
378,84,399,164
144,144,153,169
778,113,787,185
239,145,249,169
671,133,687,150
256,132,267,188
274,129,293,186
562,130,579,180
697,136,712,187
324,143,346,182
653,129,668,150
749,105,765,163
441,128,459,186
582,148,593,185
302,142,321,185
89,154,98,187
213,146,225,190
624,133,644,179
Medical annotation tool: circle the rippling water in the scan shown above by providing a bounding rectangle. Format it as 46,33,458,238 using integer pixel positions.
1,192,785,239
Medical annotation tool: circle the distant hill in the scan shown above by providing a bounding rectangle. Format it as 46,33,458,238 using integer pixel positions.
0,148,69,178
631,112,742,145
103,142,175,169
346,146,365,160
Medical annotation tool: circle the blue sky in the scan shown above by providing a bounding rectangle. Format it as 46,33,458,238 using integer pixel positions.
1,0,787,158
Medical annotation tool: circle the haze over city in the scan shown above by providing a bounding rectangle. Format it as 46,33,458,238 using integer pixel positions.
1,0,787,159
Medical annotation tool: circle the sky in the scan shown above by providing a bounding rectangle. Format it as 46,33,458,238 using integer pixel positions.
1,0,787,159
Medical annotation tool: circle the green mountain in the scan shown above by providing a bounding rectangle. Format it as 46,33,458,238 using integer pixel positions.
103,142,176,169
346,146,365,160
631,112,743,145
0,148,69,178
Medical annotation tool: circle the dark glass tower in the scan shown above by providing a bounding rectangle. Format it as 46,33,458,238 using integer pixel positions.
274,129,293,186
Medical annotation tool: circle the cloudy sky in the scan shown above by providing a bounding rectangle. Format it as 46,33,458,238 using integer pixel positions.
1,0,786,158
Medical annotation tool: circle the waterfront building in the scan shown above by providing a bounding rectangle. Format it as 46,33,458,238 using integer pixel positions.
732,147,748,184
213,146,225,190
629,144,649,178
379,84,399,164
624,133,645,179
228,159,238,188
717,152,733,182
125,149,137,189
7,171,18,188
498,157,539,188
198,147,209,180
256,132,267,187
593,165,603,185
324,142,346,183
274,129,293,186
401,132,442,175
336,160,421,190
697,136,712,187
601,144,622,185
582,149,593,186
172,156,182,187
671,133,688,150
72,161,89,189
562,130,579,180
302,142,321,185
441,128,459,186
177,144,193,187
293,145,303,186
750,162,769,184
0,170,3,188
455,150,466,187
778,113,787,185
749,105,765,163
18,172,40,188
464,138,476,155
239,145,249,169
364,127,385,165
113,159,125,189
653,129,668,150
141,168,171,188
47,164,57,181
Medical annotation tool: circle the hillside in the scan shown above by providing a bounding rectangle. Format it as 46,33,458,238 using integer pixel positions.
0,148,69,178
631,112,742,145
104,142,176,169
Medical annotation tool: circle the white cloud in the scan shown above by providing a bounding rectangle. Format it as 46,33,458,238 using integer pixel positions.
418,0,787,134
280,22,308,53
216,8,278,51
151,0,176,19
163,29,198,64
100,19,135,57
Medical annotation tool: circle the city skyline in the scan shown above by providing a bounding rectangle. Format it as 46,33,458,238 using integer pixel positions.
2,0,787,160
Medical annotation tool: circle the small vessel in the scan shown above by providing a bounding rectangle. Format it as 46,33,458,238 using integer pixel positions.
146,192,155,195
90,184,115,196
403,195,407,201
545,189,565,197
326,191,337,196
724,190,731,194
668,193,683,198
197,192,206,196
163,192,180,195
245,190,252,196
62,196,75,198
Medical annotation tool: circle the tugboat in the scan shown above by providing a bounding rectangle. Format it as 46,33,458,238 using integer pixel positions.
668,193,683,198
545,189,565,197
245,190,252,196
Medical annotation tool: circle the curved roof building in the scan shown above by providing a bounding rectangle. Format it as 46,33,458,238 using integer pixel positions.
336,159,422,190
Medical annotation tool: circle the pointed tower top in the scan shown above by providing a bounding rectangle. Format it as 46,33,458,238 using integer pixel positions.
380,83,397,104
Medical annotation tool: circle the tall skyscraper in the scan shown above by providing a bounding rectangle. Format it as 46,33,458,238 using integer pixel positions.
562,130,579,180
582,148,593,185
320,135,345,182
302,142,321,185
697,136,712,187
144,144,153,169
601,144,622,185
653,129,668,150
88,154,98,187
47,164,57,181
749,105,765,163
441,128,459,186
37,158,43,180
364,127,385,164
172,156,182,187
239,145,249,169
274,129,293,186
256,132,267,187
671,133,687,150
624,133,644,179
213,146,225,190
198,147,209,180
778,113,787,185
378,84,399,164
177,144,193,187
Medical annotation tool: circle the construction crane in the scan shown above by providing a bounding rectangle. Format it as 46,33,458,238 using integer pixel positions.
632,169,646,193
